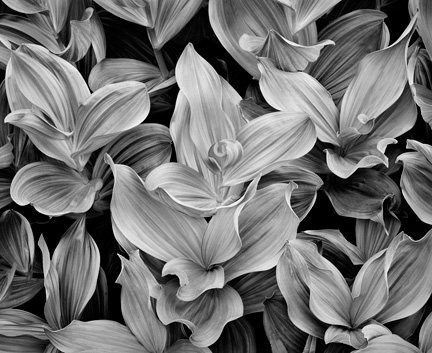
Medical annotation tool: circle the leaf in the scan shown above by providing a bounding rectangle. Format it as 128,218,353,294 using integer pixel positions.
93,0,155,27
397,140,432,224
116,255,167,353
156,280,243,347
222,112,317,186
45,320,146,353
51,216,101,328
223,182,300,282
418,0,432,59
324,326,366,349
263,292,309,353
10,162,103,216
0,276,44,309
167,339,212,353
72,81,150,169
339,14,417,132
309,10,388,104
351,334,421,353
258,58,339,145
0,210,34,274
323,168,401,222
175,44,236,159
419,312,432,353
229,269,278,315
209,317,256,353
163,258,225,302
239,30,333,72
276,242,328,338
147,0,202,49
0,308,47,340
0,334,48,353
107,155,207,264
209,0,296,77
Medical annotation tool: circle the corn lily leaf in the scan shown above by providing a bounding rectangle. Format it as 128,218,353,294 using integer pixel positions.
229,269,278,315
323,168,401,224
419,312,432,353
397,140,432,224
45,320,147,353
325,137,397,179
283,0,343,33
324,326,367,349
0,210,34,274
2,0,47,14
0,14,60,52
258,165,323,220
88,58,164,91
239,30,333,72
355,218,400,261
0,265,15,303
108,155,207,264
116,255,166,352
176,43,236,158
386,306,425,340
224,182,299,282
0,168,13,210
168,340,211,353
0,334,48,353
374,230,432,323
309,10,388,104
209,0,315,78
222,112,317,186
5,109,76,169
0,308,47,340
10,162,103,216
0,138,13,169
39,216,100,330
72,81,150,169
0,276,44,309
263,292,309,353
92,124,172,212
93,0,156,28
55,7,93,62
276,241,328,338
156,280,243,347
298,229,364,266
147,0,202,49
351,334,421,353
259,58,339,146
339,14,416,133
210,317,256,353
416,0,432,59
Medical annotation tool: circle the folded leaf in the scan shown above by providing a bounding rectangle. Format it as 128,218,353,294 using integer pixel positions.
0,210,34,274
224,182,299,282
239,30,333,72
45,320,146,353
209,0,296,77
0,265,15,303
0,140,13,169
0,334,48,353
351,334,421,353
0,308,47,340
93,0,155,27
117,255,166,352
339,14,416,132
417,0,432,59
0,276,44,309
258,58,339,145
222,112,317,186
156,280,243,347
397,139,432,224
309,10,388,104
10,162,103,216
163,258,224,302
324,326,366,349
323,169,401,223
168,339,212,353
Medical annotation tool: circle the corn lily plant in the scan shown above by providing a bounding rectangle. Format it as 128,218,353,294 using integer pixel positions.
109,150,301,346
144,43,317,217
259,14,418,178
4,44,151,215
0,216,101,352
45,251,211,353
277,229,432,349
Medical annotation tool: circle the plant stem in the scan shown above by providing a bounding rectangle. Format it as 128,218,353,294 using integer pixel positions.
154,48,169,79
